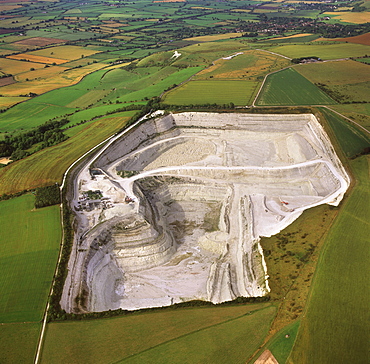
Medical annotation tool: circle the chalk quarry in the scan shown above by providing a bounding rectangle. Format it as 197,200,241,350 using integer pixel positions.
61,112,349,313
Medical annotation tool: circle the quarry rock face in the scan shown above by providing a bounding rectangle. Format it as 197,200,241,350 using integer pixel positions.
61,112,349,313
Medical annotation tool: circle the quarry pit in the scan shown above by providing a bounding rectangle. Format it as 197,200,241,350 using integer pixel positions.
61,112,349,313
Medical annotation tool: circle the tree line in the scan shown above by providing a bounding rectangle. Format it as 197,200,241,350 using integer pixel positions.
0,118,69,161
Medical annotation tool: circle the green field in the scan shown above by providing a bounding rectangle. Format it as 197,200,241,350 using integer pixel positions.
41,303,276,364
296,60,370,103
164,80,258,106
0,102,76,133
256,68,335,106
331,103,370,131
267,43,370,60
289,156,370,364
0,322,41,364
0,194,61,323
320,108,370,158
267,320,301,363
0,111,135,195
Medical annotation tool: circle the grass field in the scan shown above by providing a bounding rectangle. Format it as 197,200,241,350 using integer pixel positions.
267,42,370,60
0,322,41,364
0,101,75,133
289,155,370,364
164,80,258,105
319,108,370,158
296,60,370,103
194,50,290,81
256,68,335,106
0,96,29,109
267,320,301,363
0,194,61,323
41,303,276,363
121,306,276,364
260,202,341,333
331,103,370,131
0,111,135,195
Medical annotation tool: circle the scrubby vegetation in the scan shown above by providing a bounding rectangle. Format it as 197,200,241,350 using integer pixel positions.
35,184,61,209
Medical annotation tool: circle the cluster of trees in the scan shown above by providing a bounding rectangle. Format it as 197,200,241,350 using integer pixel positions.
291,56,321,64
0,118,69,161
34,184,61,208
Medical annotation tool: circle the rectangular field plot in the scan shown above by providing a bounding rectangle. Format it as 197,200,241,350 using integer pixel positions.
41,303,275,364
0,195,61,323
163,80,258,106
256,68,335,106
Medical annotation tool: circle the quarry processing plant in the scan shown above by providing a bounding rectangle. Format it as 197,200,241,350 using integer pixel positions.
61,112,350,313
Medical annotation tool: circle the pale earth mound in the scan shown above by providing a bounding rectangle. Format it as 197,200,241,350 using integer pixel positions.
61,112,349,313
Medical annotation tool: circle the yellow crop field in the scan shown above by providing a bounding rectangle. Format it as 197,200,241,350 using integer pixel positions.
0,58,45,74
195,50,290,81
0,5,22,11
272,33,313,40
8,54,67,65
184,33,242,42
15,65,68,82
101,22,123,27
0,62,106,96
0,96,29,109
323,11,370,23
21,45,102,61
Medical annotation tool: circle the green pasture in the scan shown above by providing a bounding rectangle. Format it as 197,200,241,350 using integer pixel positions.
121,306,276,364
0,113,132,195
0,322,41,364
63,104,142,127
268,320,301,363
256,68,335,106
113,67,203,104
27,88,87,108
41,303,275,364
331,103,370,131
0,194,61,323
357,58,370,64
163,80,258,106
296,60,370,103
0,101,76,133
266,42,370,60
290,155,370,364
319,108,370,158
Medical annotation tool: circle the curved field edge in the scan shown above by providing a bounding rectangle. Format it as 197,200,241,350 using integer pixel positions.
40,303,276,364
0,112,135,195
288,155,370,364
256,68,336,106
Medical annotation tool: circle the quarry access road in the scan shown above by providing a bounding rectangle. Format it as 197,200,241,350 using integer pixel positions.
119,158,348,210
